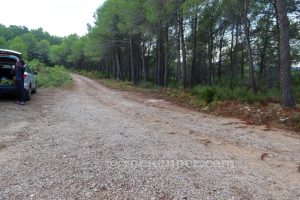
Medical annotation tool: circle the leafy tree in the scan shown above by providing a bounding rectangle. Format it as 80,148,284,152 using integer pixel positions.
0,36,6,48
36,39,50,64
8,37,28,59
21,33,38,60
49,45,65,65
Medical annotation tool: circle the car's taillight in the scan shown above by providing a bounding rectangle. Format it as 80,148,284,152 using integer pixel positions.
23,72,28,79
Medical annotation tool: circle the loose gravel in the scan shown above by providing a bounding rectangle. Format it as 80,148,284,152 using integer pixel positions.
0,74,299,199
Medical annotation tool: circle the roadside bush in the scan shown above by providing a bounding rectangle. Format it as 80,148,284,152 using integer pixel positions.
191,85,280,105
27,60,71,88
36,66,72,88
27,59,46,72
191,86,217,104
202,87,217,104
168,79,179,88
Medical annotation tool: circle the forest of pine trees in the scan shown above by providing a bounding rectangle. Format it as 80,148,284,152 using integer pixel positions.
0,0,299,108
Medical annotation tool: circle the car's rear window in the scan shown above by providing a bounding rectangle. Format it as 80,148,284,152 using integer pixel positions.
0,56,17,66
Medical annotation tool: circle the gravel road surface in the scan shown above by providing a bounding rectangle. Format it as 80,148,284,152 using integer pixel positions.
0,74,299,199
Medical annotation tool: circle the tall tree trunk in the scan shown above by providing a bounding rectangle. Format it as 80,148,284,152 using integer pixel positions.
273,1,281,88
232,23,240,85
164,26,169,87
208,19,213,86
136,50,140,82
259,19,271,76
276,0,296,108
176,11,181,83
218,29,225,80
203,45,208,85
241,38,245,79
129,34,137,85
179,13,187,88
190,13,198,87
158,26,165,86
230,22,235,87
156,37,161,85
259,37,269,75
115,48,123,81
242,0,257,93
112,55,116,79
128,47,131,82
140,41,147,82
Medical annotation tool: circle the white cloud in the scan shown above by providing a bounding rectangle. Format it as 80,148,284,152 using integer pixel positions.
0,0,104,37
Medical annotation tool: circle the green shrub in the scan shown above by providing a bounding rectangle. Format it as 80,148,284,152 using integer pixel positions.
168,79,179,88
202,87,217,104
191,86,217,104
27,60,71,88
36,66,71,88
191,85,279,105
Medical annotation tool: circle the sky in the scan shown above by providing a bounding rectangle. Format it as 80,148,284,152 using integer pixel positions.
0,0,105,37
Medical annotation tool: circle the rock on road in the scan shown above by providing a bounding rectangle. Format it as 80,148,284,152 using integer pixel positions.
0,74,299,199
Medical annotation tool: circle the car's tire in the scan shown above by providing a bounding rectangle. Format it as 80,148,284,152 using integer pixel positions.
25,87,31,101
32,83,37,94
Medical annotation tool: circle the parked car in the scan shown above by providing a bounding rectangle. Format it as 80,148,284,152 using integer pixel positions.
0,49,37,100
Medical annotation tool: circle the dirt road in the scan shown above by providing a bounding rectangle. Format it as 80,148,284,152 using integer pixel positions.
0,74,299,199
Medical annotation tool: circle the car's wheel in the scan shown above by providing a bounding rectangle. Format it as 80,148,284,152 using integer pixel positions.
32,83,37,94
25,87,31,101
